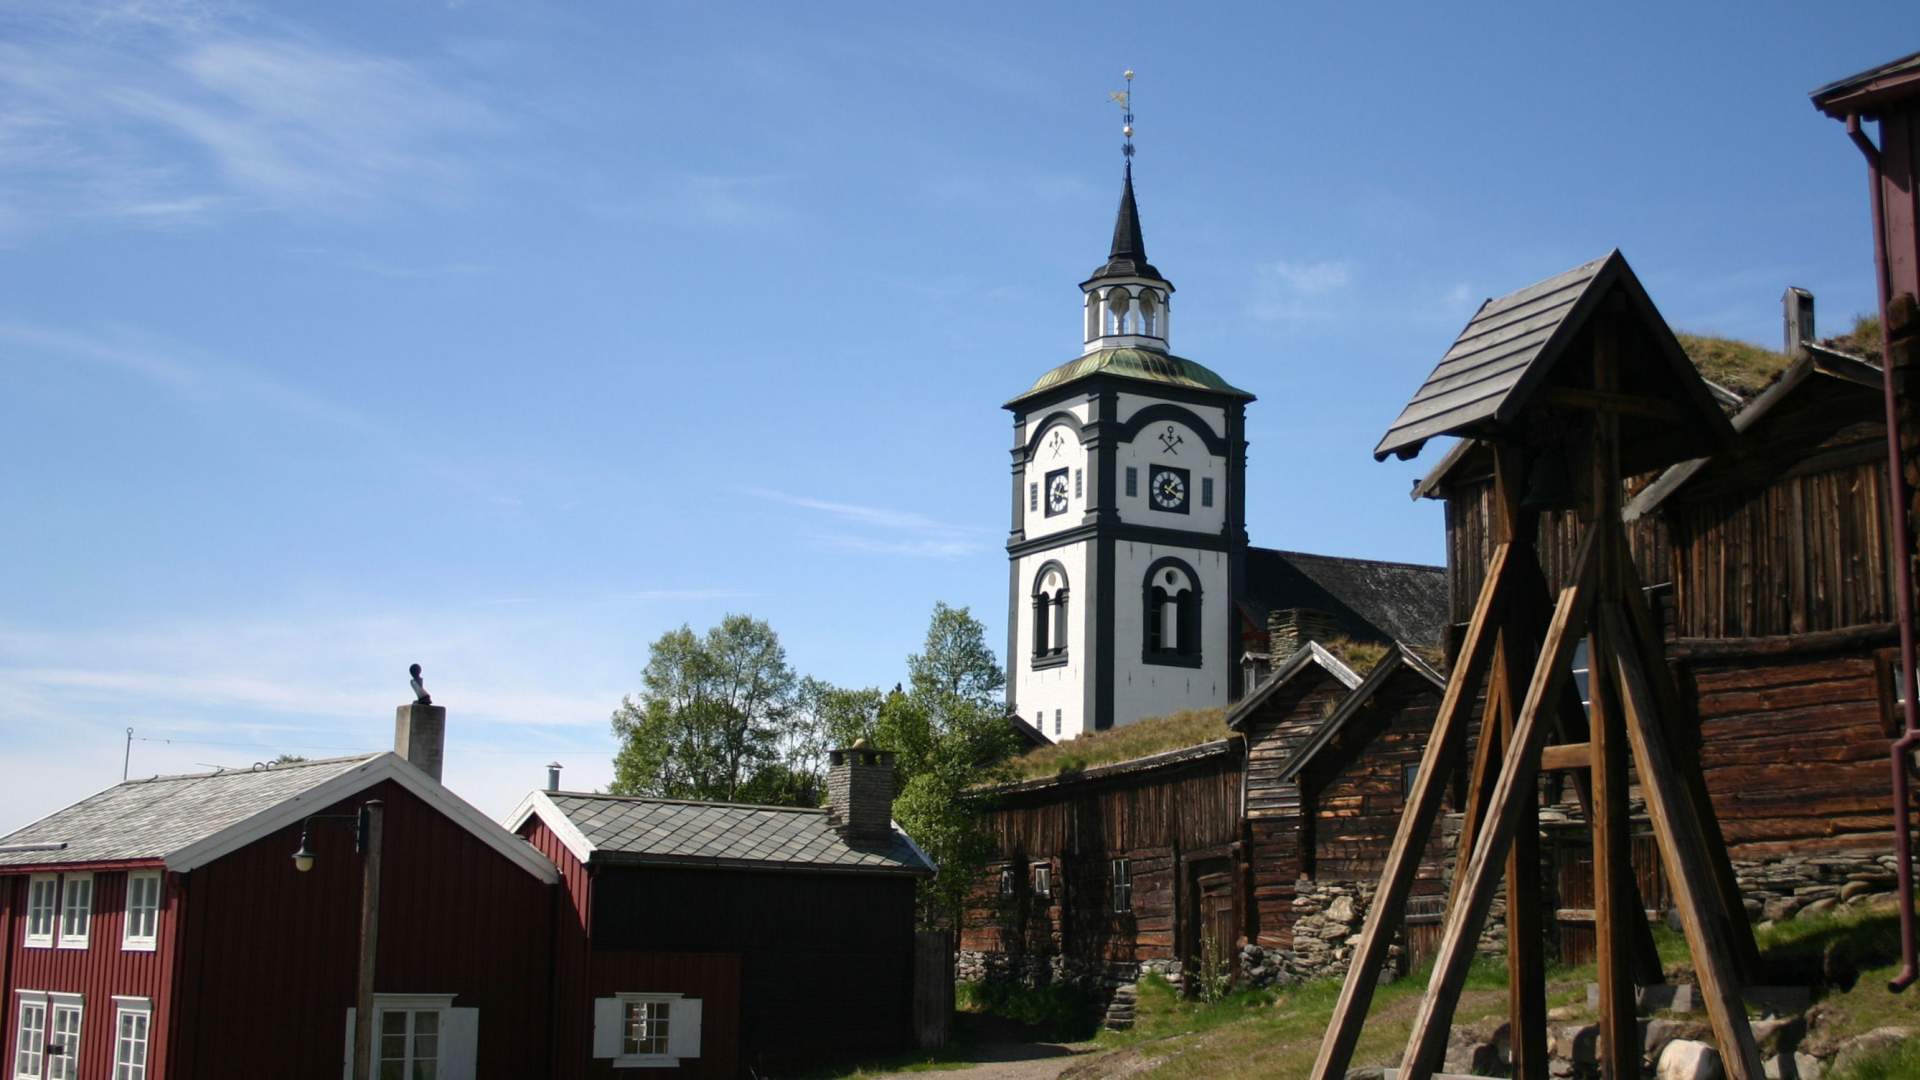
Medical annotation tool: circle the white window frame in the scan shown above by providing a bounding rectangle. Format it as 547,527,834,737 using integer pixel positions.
112,997,152,1080
342,993,472,1080
616,993,676,1067
1111,857,1133,914
23,876,56,948
1030,861,1052,899
45,993,82,1080
14,992,47,1080
122,872,161,952
56,874,93,950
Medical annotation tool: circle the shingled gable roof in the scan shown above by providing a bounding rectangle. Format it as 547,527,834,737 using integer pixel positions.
1623,345,1884,522
1374,251,1735,473
1226,641,1363,732
509,790,935,877
0,752,558,882
1811,49,1920,117
1277,643,1445,784
1244,547,1449,648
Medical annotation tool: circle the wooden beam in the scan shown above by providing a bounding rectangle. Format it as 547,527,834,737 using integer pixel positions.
1604,605,1765,1080
1589,616,1636,1080
1539,742,1592,771
1447,633,1507,915
1399,533,1598,1079
1308,544,1517,1080
1666,621,1897,661
1498,610,1548,1080
1543,385,1685,420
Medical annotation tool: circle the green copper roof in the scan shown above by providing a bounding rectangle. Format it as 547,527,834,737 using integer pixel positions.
1007,347,1253,407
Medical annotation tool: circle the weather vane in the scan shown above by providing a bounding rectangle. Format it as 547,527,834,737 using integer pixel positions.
1108,68,1136,166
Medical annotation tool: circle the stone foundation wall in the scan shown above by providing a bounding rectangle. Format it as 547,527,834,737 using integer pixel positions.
955,949,1184,993
1734,851,1901,924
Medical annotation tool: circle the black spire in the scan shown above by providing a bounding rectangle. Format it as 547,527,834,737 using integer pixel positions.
1087,161,1166,284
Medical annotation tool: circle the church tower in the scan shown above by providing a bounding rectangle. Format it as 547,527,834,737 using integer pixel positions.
1004,102,1253,741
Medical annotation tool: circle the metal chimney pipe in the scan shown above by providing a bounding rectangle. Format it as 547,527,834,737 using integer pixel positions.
546,762,562,793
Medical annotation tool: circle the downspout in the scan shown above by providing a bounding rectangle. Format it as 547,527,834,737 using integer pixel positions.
1845,112,1920,993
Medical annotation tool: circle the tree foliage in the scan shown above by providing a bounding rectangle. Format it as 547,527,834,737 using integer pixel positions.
610,615,798,802
607,603,1019,929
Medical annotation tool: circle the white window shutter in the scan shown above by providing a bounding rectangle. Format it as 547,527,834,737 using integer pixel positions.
666,998,703,1059
341,1009,355,1080
440,1007,479,1079
591,997,624,1059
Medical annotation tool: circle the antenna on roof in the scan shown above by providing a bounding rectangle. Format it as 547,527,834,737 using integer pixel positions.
123,727,132,782
1109,68,1136,173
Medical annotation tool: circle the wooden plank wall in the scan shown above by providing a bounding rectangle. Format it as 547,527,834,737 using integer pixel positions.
1299,671,1450,889
962,751,1240,966
1445,476,1668,628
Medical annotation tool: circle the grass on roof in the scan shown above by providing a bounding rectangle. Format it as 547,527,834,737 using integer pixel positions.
1674,332,1793,400
1003,706,1230,783
1828,313,1883,360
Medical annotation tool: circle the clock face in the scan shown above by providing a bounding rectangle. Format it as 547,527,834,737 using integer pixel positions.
1045,468,1070,516
1149,466,1189,513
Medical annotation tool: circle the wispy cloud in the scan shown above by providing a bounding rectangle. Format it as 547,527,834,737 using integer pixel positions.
0,5,497,235
590,173,790,229
748,488,993,559
1249,258,1355,322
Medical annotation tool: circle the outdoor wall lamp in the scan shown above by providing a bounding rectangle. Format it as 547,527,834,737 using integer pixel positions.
291,798,385,1080
291,803,375,872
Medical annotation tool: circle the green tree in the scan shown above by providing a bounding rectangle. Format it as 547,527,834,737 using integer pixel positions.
610,615,798,801
884,604,1020,929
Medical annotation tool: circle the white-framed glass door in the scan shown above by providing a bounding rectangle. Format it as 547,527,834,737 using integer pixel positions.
45,1003,80,1080
113,1005,151,1080
13,1001,45,1080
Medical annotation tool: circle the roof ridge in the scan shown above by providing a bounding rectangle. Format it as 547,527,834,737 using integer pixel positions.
119,751,382,787
550,790,828,814
1258,547,1445,574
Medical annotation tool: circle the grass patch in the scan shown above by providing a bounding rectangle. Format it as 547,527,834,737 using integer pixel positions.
1829,314,1883,361
957,979,1099,1042
1757,902,1904,991
1831,1037,1920,1080
1001,707,1230,782
1675,332,1793,400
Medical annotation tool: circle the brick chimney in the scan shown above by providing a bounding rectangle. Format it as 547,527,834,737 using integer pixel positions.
1783,286,1815,358
394,702,447,783
1268,607,1340,660
827,739,896,845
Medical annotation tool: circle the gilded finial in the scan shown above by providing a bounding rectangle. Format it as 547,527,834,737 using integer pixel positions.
1111,68,1137,166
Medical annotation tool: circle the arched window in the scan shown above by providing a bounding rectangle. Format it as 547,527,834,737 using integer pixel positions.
1137,290,1159,337
1104,288,1131,336
1032,564,1070,666
1084,291,1100,342
1143,560,1202,667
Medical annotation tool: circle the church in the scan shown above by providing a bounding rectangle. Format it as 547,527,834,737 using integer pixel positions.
1003,161,1448,741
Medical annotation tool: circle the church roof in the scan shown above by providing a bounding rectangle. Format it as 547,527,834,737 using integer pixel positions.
1243,547,1450,647
1085,165,1168,285
1007,347,1253,408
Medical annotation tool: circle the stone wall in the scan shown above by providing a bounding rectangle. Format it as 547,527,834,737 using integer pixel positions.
955,949,1184,993
1735,851,1901,924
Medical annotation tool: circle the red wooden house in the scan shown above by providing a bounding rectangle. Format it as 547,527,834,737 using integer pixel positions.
0,746,558,1080
508,743,936,1079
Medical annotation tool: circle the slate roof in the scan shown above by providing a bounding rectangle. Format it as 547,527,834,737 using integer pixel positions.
531,792,935,876
1373,250,1732,473
1007,347,1253,408
1244,546,1450,648
0,752,561,881
0,754,378,868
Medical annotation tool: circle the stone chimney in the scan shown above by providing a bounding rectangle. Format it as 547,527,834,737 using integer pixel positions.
546,762,563,792
394,702,447,783
827,739,896,845
1784,286,1815,358
1268,607,1340,660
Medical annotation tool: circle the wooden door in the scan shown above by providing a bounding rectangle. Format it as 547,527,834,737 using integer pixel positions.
1187,858,1238,987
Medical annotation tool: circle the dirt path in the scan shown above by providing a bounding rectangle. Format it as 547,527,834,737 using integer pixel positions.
861,1040,1094,1080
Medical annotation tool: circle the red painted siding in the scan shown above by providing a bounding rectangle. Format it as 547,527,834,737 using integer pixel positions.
522,818,594,1079
1,866,184,1078
167,778,554,1079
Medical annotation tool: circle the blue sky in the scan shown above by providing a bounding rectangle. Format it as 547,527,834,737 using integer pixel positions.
0,0,1909,829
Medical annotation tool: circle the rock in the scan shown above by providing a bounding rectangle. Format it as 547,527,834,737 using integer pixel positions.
1643,1017,1696,1063
1838,879,1877,902
1764,897,1802,922
1326,894,1355,923
1443,1026,1501,1076
1833,1027,1912,1072
1792,1051,1826,1079
1796,897,1838,920
1657,1039,1724,1080
1763,1051,1828,1080
1749,1015,1805,1054
1551,1022,1598,1063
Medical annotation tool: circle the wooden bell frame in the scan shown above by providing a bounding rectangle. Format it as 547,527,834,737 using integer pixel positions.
1313,301,1768,1079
